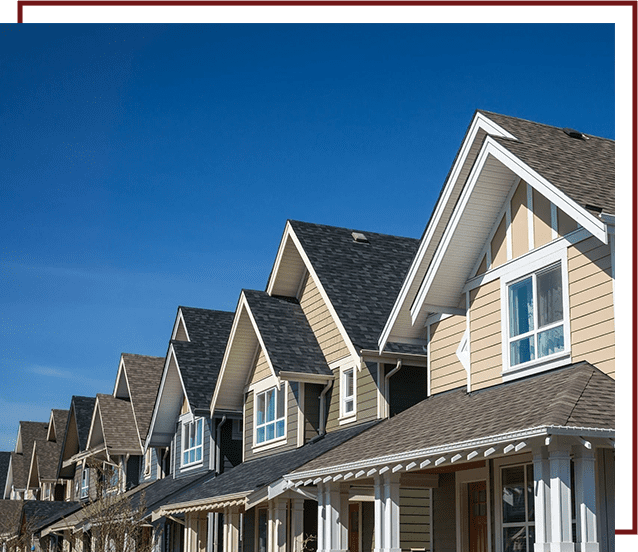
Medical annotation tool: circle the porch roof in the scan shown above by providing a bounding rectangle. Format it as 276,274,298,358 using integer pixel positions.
286,362,613,480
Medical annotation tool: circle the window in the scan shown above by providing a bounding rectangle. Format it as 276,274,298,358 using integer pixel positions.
341,368,355,418
506,263,567,369
144,448,152,476
500,464,535,552
255,385,285,445
80,467,89,498
182,417,203,466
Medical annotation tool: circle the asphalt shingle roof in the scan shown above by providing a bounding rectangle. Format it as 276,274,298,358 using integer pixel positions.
34,440,63,481
243,290,331,377
292,362,614,474
9,453,25,494
172,308,234,413
0,500,23,537
95,394,142,454
13,422,48,489
72,396,97,451
51,410,69,442
0,452,10,495
24,500,81,533
164,420,377,507
288,221,420,352
479,110,615,215
120,354,164,441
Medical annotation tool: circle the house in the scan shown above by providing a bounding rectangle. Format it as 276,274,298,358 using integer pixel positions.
154,221,424,552
285,111,615,552
0,452,10,500
3,422,48,500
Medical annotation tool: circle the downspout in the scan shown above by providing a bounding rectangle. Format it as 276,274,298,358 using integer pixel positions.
384,360,402,418
319,380,333,435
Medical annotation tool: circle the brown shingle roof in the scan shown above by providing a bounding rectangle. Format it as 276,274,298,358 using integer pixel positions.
14,422,48,489
292,362,613,474
51,410,69,442
95,394,142,455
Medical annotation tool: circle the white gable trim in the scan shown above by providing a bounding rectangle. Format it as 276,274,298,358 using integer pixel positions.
411,136,609,323
171,308,191,342
243,296,280,387
115,355,144,449
86,397,109,461
378,113,516,352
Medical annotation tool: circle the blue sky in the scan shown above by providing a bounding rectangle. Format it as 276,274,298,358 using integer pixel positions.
0,23,614,451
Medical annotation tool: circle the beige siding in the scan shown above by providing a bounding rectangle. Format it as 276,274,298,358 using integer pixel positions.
400,487,432,551
475,254,487,277
491,215,508,268
299,274,350,364
568,237,615,378
533,189,552,248
511,181,529,259
558,208,578,236
243,390,253,460
325,367,341,432
470,279,502,390
357,361,378,424
287,382,299,447
429,315,466,394
250,348,271,386
174,318,188,341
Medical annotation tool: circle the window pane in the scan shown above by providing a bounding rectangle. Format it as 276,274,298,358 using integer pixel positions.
196,419,203,445
537,326,564,358
276,419,285,437
266,390,275,422
502,466,526,523
183,452,188,464
257,393,265,425
537,266,563,328
189,449,195,464
256,427,265,444
509,277,534,337
503,527,527,552
277,387,285,419
345,398,354,414
266,422,275,441
196,447,202,462
345,370,353,397
510,336,535,366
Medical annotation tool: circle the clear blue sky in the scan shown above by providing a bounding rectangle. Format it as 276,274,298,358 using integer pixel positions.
0,23,614,451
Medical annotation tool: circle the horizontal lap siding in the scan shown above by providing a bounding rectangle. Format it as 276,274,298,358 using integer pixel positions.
357,362,378,424
429,315,466,394
568,238,615,378
299,274,349,364
244,390,254,461
251,349,270,386
325,368,340,432
305,384,322,443
400,487,431,551
470,279,502,391
288,382,299,447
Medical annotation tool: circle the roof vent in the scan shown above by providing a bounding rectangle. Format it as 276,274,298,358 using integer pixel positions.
352,232,369,243
562,127,587,140
584,204,603,214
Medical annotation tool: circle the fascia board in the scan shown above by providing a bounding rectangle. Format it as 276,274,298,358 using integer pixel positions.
3,457,12,499
144,349,174,451
26,442,38,489
243,297,280,386
171,308,191,342
278,371,335,384
46,410,56,441
378,113,515,352
119,356,144,450
84,397,101,454
171,345,191,415
287,226,359,361
265,221,293,296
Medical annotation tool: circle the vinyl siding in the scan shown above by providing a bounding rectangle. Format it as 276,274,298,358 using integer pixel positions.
325,367,340,432
533,189,553,248
429,315,466,395
357,361,378,424
568,237,615,378
510,181,529,260
299,274,350,364
250,349,271,386
304,384,322,443
400,487,431,551
174,417,212,478
469,279,502,391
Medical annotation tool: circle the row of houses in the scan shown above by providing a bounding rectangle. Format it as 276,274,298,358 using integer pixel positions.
1,110,615,552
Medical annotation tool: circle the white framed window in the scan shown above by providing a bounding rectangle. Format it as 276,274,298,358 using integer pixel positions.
255,385,286,445
497,462,535,552
182,417,204,467
340,367,356,419
80,467,89,498
501,252,570,378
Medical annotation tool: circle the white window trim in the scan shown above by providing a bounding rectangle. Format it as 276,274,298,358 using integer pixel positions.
181,417,204,468
339,363,357,424
455,466,491,552
253,382,287,450
80,467,89,498
499,247,571,382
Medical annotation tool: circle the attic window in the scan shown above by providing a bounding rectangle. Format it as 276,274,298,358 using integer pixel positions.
352,232,369,243
562,127,588,140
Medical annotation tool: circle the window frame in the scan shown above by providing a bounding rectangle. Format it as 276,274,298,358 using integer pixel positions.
254,383,287,448
80,466,90,498
181,416,204,468
500,250,571,380
339,365,357,422
144,448,152,476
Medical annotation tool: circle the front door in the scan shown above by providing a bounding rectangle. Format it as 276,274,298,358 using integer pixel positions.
468,481,488,552
349,503,360,552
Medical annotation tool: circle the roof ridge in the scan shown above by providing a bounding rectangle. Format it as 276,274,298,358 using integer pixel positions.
121,352,164,360
288,219,419,241
179,306,234,314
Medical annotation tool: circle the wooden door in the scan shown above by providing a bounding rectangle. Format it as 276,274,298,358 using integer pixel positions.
468,481,488,552
349,503,360,552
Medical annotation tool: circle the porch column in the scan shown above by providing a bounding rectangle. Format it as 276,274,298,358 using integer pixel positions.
573,446,599,552
271,498,288,552
373,476,385,552
326,482,347,552
382,474,400,552
317,483,327,552
291,497,305,552
548,439,575,552
532,445,551,552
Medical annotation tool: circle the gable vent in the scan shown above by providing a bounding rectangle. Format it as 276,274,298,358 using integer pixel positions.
562,127,588,140
352,232,369,243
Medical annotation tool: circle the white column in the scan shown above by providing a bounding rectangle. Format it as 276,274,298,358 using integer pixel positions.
272,499,288,552
291,498,305,552
268,502,276,552
373,476,385,552
382,474,400,552
340,486,349,552
573,447,599,552
223,508,231,552
317,483,326,552
533,445,551,552
548,440,575,552
326,483,347,552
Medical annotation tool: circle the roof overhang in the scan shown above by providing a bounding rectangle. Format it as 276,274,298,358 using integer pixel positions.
153,491,251,520
277,371,335,384
359,349,427,366
284,424,614,485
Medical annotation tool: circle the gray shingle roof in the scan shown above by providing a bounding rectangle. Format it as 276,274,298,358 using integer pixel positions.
0,452,10,496
163,420,377,507
33,440,63,482
0,500,23,537
29,500,81,533
479,110,615,215
9,453,25,493
172,309,234,413
121,354,164,441
95,394,142,454
72,396,97,451
51,410,69,442
292,362,614,474
14,422,48,489
243,290,331,377
288,221,420,351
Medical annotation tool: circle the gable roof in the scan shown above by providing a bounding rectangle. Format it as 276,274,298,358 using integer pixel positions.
286,221,420,351
118,354,164,441
32,440,63,481
72,396,97,451
13,422,48,489
479,110,614,215
171,309,235,413
0,452,10,496
287,362,613,478
57,396,96,479
91,394,142,456
243,289,331,378
49,410,69,442
0,499,23,538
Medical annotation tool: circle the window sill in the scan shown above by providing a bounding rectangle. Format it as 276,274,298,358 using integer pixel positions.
338,414,357,426
502,352,571,382
253,436,287,453
180,461,204,472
